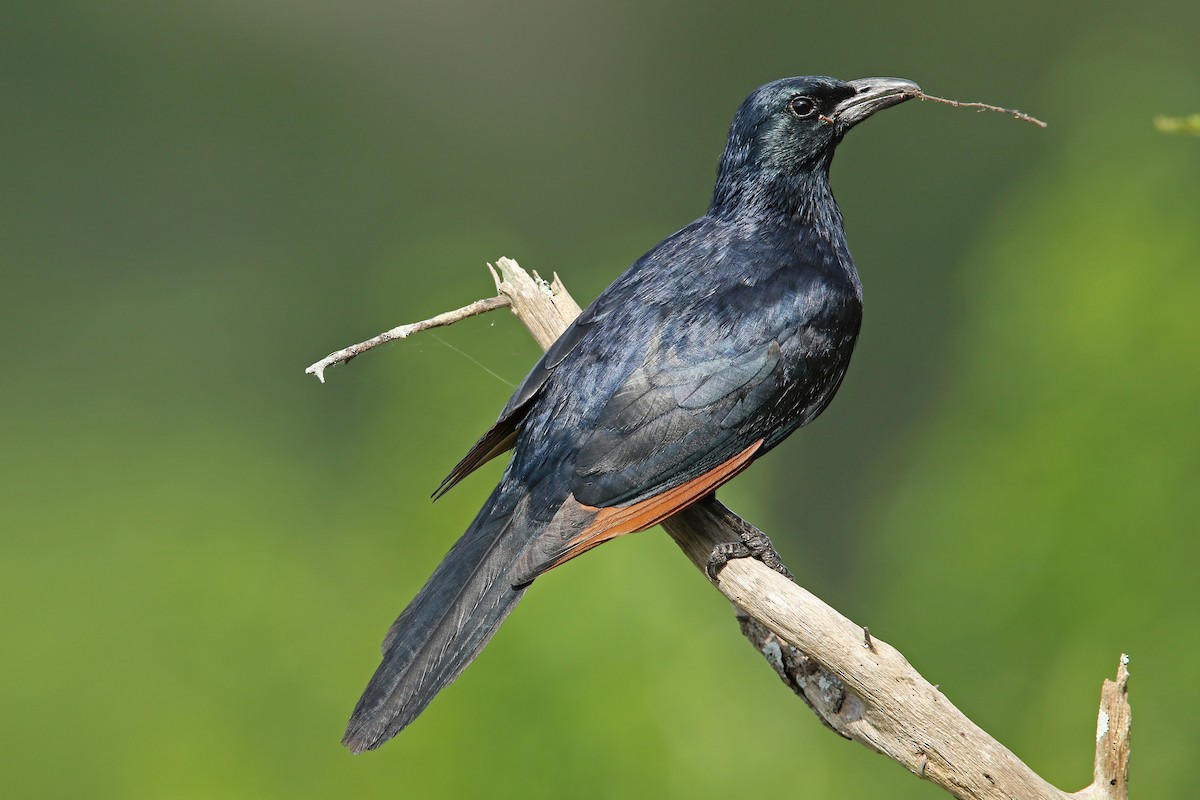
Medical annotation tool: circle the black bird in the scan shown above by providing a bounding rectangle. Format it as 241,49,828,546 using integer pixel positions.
343,75,918,752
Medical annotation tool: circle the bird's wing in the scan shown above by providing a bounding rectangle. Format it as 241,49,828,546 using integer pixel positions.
434,218,714,499
509,335,788,582
432,306,602,499
573,337,783,506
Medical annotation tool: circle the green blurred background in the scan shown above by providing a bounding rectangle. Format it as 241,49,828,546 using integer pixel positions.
4,1,1198,797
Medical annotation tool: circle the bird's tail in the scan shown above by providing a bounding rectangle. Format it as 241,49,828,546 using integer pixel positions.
342,484,533,753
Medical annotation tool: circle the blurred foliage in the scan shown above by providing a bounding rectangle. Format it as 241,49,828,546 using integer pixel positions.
2,2,1198,799
1155,114,1200,135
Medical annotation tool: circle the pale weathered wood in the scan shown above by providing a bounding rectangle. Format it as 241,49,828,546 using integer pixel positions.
488,257,582,350
1072,656,1131,800
308,258,1132,799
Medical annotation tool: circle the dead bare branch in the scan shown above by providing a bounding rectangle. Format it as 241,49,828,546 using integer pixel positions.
310,258,1129,799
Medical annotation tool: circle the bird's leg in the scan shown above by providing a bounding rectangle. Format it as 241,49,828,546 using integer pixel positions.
704,510,794,581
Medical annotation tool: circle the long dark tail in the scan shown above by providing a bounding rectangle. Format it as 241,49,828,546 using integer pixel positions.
343,485,532,753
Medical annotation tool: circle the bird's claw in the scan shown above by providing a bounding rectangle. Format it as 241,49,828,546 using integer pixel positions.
705,525,793,581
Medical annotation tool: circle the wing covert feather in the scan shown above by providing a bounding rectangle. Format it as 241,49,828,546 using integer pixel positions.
572,339,783,507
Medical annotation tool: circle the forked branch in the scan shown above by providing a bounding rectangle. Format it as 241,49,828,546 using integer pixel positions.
309,257,1130,799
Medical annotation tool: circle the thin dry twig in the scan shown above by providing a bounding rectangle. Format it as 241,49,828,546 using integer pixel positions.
304,294,511,383
913,90,1048,128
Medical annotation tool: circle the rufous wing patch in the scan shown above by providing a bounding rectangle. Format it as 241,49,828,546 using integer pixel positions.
543,438,763,572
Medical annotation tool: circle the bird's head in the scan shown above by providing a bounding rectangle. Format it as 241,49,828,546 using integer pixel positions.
711,75,918,219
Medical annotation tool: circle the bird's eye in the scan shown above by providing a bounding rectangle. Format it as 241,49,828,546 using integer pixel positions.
788,96,818,119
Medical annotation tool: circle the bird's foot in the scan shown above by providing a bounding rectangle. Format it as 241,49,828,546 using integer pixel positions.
705,524,793,581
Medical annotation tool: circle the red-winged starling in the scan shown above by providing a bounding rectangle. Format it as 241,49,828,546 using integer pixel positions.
343,75,919,752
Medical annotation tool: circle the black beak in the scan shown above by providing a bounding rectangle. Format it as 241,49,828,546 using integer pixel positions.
835,77,920,132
